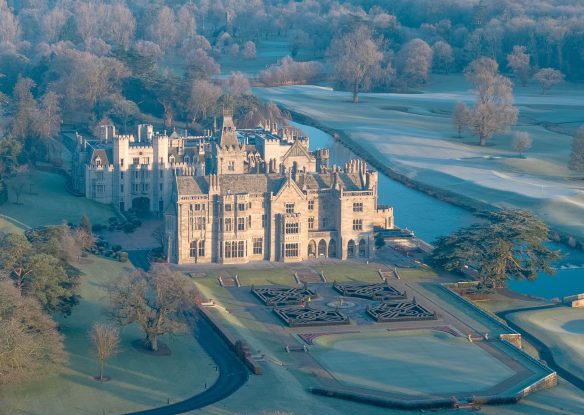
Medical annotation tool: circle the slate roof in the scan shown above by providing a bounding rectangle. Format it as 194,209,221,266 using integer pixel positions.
90,148,113,165
176,172,368,196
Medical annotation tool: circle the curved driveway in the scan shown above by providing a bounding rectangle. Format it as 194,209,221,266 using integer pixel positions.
123,315,249,415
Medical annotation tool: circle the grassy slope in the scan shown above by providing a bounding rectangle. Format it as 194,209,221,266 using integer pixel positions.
1,255,217,415
0,170,115,228
0,170,216,415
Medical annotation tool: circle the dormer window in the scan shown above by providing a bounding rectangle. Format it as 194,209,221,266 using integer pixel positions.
95,157,102,167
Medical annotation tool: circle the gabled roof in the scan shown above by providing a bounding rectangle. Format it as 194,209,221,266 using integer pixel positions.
282,140,313,161
90,148,112,166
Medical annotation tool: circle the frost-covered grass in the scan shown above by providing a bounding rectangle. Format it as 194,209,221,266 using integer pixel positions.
194,269,584,415
0,255,217,415
255,75,584,240
0,170,115,228
508,307,584,376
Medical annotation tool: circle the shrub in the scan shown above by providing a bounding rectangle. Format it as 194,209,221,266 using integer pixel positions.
118,251,128,262
111,244,122,252
123,223,136,233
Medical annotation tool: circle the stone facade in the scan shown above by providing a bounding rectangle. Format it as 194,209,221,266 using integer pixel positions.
71,110,395,264
72,125,206,213
164,113,394,264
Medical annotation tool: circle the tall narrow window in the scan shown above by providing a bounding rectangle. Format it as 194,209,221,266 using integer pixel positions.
198,240,205,257
190,241,197,257
253,238,263,255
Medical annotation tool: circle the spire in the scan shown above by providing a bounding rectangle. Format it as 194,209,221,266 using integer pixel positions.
219,107,239,148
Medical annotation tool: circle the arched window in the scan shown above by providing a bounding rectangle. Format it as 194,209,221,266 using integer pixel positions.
347,240,356,258
328,239,337,258
359,239,367,258
318,239,327,257
308,240,316,257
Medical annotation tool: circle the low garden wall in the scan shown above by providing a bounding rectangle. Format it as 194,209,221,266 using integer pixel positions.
197,305,263,375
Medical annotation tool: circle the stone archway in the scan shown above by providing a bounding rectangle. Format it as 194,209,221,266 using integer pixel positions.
318,239,327,257
359,239,367,258
347,240,356,258
308,240,316,257
328,239,337,258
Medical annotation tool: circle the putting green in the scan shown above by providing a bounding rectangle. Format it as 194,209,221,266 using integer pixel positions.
311,330,515,396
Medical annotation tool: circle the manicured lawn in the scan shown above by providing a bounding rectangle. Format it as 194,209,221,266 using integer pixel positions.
0,170,115,229
1,255,217,415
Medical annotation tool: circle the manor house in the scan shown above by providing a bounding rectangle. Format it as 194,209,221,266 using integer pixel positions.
71,110,394,264
163,111,394,264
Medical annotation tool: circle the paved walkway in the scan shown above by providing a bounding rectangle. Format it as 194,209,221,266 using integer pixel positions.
124,252,249,415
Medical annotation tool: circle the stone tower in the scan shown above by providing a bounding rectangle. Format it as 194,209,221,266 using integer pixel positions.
212,108,247,175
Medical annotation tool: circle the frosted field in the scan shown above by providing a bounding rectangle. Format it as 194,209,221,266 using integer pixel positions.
255,76,584,240
509,307,584,376
311,330,515,396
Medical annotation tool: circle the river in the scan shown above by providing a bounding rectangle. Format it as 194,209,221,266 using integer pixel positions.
293,121,584,300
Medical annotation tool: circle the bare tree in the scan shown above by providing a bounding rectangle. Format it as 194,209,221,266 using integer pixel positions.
0,279,66,385
109,265,199,352
147,6,178,51
464,57,518,146
185,48,220,80
453,102,470,138
89,323,119,381
432,41,454,74
177,4,197,43
397,39,433,87
0,0,20,45
42,7,69,43
327,27,383,103
225,72,251,97
534,68,564,95
259,56,321,86
243,41,256,59
507,46,531,87
51,50,130,112
569,126,584,174
512,131,533,157
187,80,221,125
34,92,62,140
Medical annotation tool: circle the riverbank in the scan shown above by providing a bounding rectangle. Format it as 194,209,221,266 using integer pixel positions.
255,82,584,255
